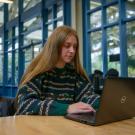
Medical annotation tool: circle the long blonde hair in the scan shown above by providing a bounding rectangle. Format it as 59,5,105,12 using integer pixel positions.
19,25,89,88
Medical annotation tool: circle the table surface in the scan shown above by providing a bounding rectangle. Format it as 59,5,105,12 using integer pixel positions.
0,116,135,135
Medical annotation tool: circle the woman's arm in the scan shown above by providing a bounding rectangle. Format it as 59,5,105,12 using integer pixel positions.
16,75,69,116
67,102,95,114
74,74,100,110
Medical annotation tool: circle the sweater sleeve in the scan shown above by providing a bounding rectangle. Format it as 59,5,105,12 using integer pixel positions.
75,74,100,110
15,75,69,116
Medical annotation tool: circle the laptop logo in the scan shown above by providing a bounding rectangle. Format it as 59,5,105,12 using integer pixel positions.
120,96,127,103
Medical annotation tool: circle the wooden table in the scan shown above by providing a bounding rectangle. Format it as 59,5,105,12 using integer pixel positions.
0,116,135,135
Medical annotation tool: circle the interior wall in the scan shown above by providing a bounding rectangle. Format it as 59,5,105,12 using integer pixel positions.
71,0,83,65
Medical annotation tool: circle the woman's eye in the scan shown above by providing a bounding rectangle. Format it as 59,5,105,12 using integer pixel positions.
63,43,77,50
64,44,70,48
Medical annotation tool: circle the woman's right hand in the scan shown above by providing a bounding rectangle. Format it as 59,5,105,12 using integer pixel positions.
67,102,95,114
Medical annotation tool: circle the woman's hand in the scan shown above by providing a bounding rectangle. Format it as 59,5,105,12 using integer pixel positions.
67,102,95,114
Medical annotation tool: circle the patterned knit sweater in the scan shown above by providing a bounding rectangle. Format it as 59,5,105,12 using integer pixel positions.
16,64,100,116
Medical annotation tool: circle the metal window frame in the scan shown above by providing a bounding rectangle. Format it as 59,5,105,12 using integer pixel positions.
82,0,135,77
0,0,71,97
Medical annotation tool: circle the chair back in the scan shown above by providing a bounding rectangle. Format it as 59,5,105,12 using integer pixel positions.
0,97,15,117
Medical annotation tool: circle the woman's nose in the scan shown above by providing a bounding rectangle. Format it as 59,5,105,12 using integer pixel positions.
69,46,75,52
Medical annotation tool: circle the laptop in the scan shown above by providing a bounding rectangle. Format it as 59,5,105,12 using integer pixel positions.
65,77,135,126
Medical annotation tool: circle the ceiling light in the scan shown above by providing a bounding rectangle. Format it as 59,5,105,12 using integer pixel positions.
0,0,13,4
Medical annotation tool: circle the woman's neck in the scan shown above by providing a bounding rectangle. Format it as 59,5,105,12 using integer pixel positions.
55,62,65,68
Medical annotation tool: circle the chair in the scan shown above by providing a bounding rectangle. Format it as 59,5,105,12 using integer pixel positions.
0,97,16,117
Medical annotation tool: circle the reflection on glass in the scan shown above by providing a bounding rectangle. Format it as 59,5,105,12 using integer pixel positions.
8,0,18,21
0,3,3,7
0,44,2,51
106,0,113,3
57,1,63,18
15,50,18,85
8,43,12,51
24,17,37,30
23,0,41,11
127,21,135,77
15,40,19,49
24,47,32,70
107,26,120,72
90,11,101,29
0,37,3,82
34,44,42,58
48,24,53,37
0,7,3,27
24,38,31,46
0,38,3,51
48,8,53,23
126,0,135,18
15,27,19,36
0,53,3,83
8,29,12,40
24,16,41,32
0,37,2,44
107,4,119,24
8,52,12,84
57,20,63,27
90,31,102,73
89,0,101,10
24,29,42,46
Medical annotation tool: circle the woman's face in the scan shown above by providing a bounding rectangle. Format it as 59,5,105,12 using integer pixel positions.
56,35,77,67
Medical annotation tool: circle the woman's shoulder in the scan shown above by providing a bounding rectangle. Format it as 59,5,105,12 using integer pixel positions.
75,72,90,84
31,71,49,82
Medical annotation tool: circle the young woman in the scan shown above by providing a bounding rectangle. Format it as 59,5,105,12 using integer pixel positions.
15,25,100,115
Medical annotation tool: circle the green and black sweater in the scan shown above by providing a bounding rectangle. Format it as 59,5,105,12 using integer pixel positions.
16,64,100,116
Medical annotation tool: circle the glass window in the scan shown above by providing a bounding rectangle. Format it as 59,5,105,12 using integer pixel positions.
23,16,42,46
15,39,19,49
0,37,3,83
0,4,3,83
8,52,12,84
15,50,18,85
24,29,42,46
8,42,12,51
24,16,41,32
0,4,4,27
33,43,42,58
44,0,64,39
56,20,63,27
47,24,53,37
0,37,3,45
126,0,135,18
56,1,63,18
107,26,120,72
7,42,12,84
14,39,18,85
89,0,101,10
8,0,18,21
8,29,12,41
0,3,3,7
127,21,135,77
106,4,119,24
23,0,41,11
15,27,19,37
24,47,32,70
106,0,113,3
0,53,3,83
48,8,53,23
90,11,101,29
90,31,102,73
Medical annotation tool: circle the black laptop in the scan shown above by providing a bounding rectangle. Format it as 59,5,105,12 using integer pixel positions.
65,77,135,126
